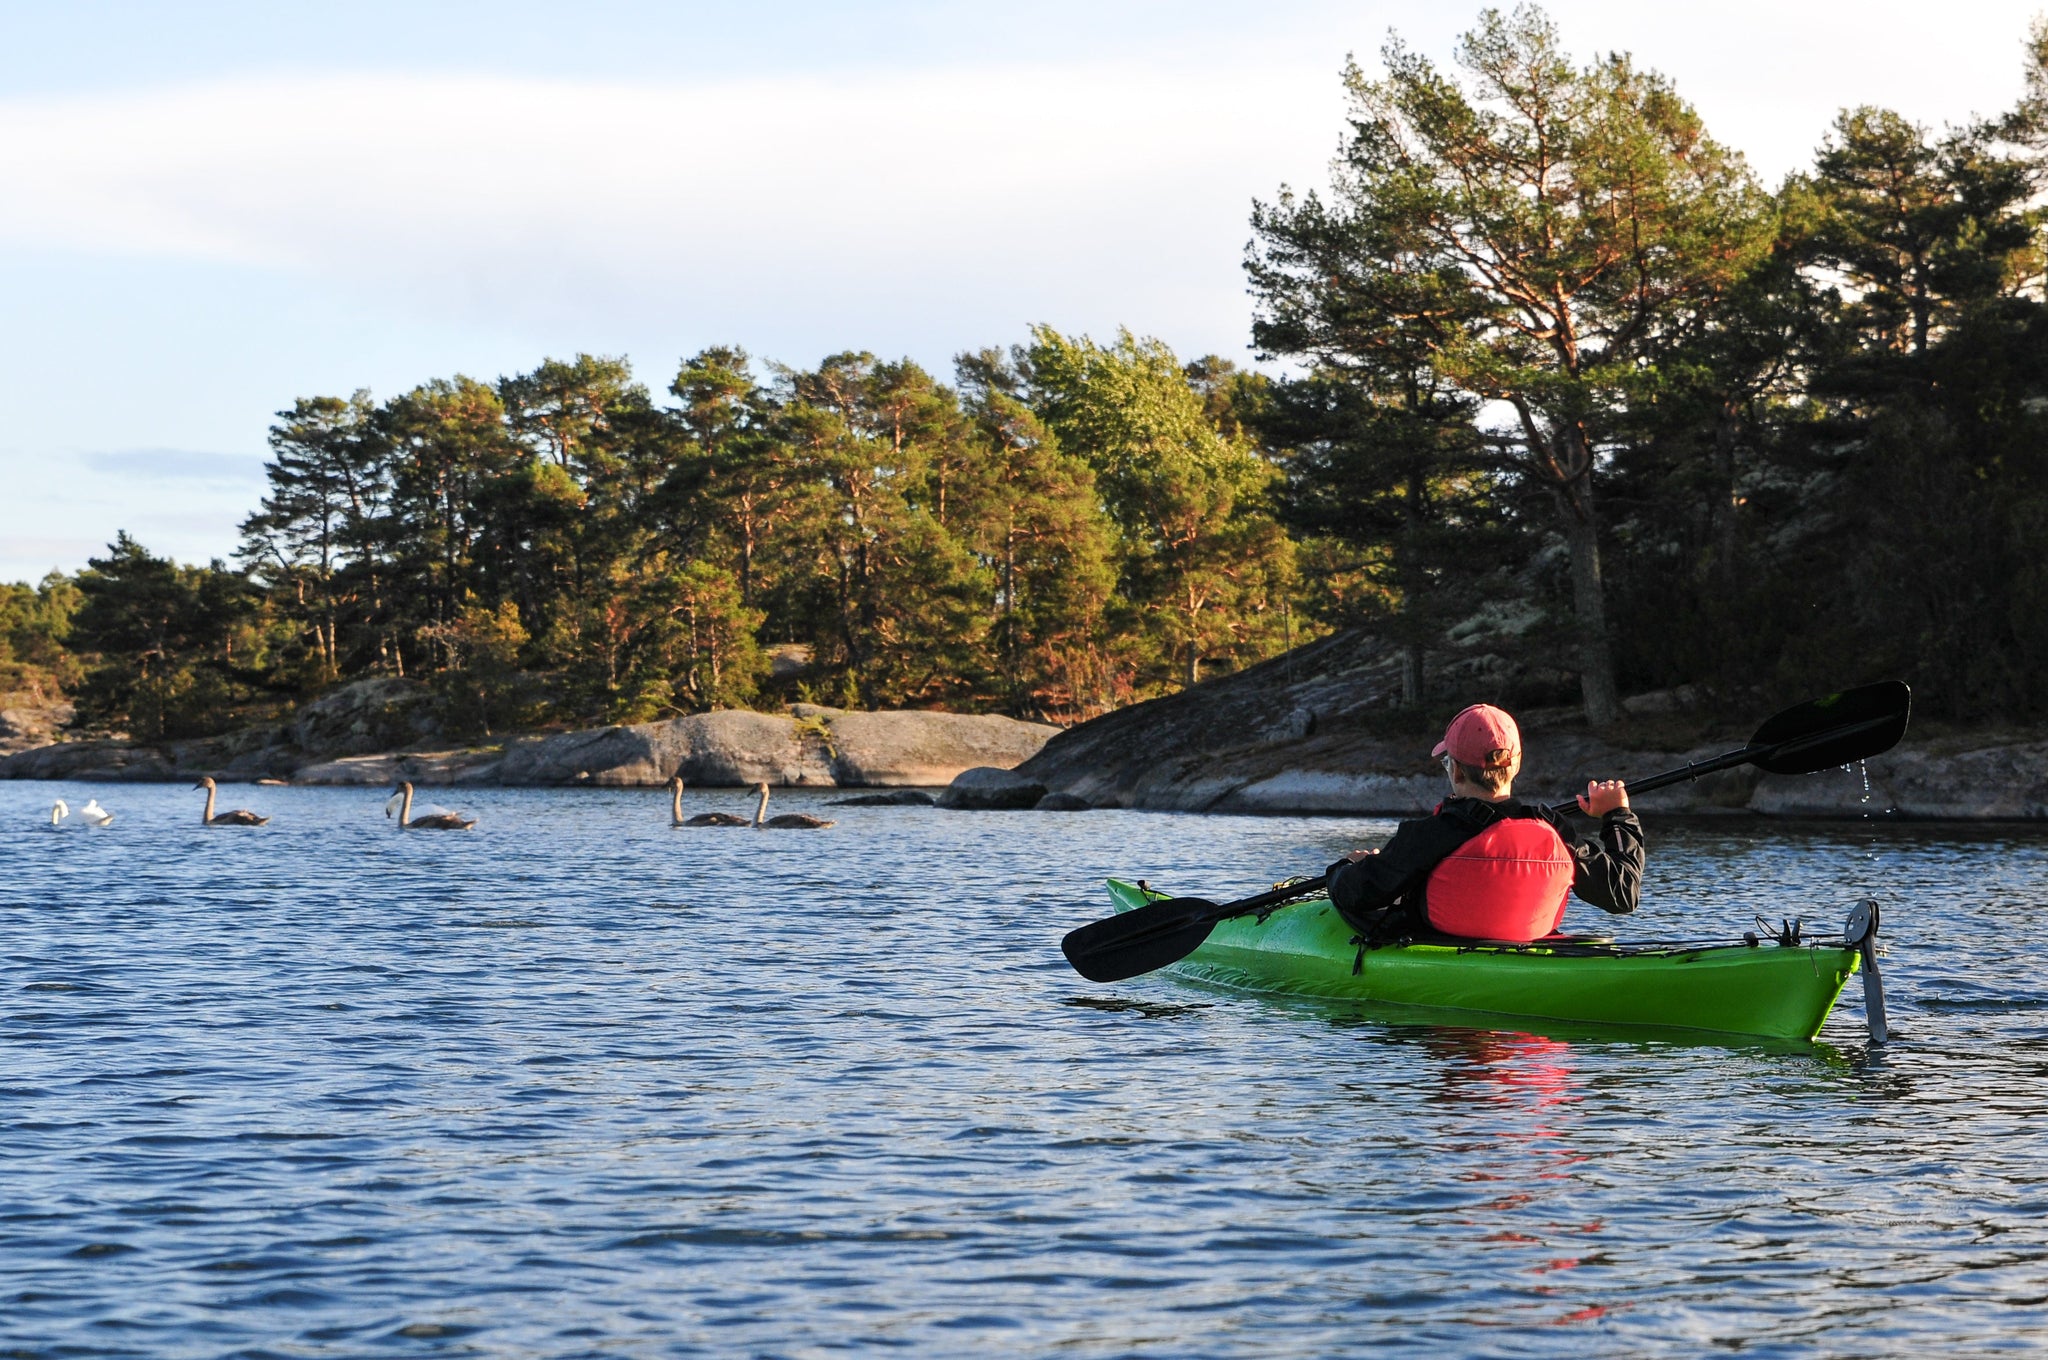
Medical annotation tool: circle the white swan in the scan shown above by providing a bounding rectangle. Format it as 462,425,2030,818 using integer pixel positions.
75,799,113,827
49,799,68,826
385,781,476,830
195,776,269,826
753,781,834,830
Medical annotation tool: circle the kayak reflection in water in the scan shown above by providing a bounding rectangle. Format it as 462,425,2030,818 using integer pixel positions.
1326,704,1643,944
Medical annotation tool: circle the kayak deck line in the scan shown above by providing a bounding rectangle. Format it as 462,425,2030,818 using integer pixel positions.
1104,877,1867,1042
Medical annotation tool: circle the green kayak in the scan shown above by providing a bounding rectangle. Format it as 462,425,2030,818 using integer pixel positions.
1103,878,1863,1042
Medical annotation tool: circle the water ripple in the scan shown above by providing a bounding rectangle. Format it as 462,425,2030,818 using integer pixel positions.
1,784,2043,1355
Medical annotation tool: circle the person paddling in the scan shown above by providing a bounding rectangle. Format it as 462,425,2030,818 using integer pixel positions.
1327,704,1643,943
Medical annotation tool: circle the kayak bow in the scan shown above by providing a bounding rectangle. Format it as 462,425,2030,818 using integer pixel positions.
1101,878,1865,1042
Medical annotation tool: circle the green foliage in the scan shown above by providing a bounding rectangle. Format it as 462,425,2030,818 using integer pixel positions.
655,559,769,715
1244,2,2048,725
68,534,267,740
955,351,1123,715
1025,327,1296,689
1798,107,2039,361
0,573,82,699
239,391,387,687
423,599,532,738
771,352,990,708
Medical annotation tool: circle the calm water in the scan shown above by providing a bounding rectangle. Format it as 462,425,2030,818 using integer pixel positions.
2,780,2045,1357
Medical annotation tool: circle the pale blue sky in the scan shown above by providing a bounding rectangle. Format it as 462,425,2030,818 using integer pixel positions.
3,0,2043,581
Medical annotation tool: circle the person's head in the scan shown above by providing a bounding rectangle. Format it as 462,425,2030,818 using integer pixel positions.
1433,703,1521,799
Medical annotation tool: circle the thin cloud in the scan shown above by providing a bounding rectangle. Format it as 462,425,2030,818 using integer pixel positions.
82,448,268,483
0,68,1342,342
0,535,102,563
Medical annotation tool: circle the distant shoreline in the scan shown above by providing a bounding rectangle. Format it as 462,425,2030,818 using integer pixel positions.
0,699,1059,795
10,671,2047,820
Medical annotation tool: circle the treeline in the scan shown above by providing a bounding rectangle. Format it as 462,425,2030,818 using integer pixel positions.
14,5,2048,743
21,332,1295,740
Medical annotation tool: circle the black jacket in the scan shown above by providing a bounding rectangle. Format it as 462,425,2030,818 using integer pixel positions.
1325,797,1644,938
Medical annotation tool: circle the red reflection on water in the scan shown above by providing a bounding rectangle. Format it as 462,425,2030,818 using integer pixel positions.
1423,1026,1615,1315
1433,1029,1587,1195
1433,1029,1581,1118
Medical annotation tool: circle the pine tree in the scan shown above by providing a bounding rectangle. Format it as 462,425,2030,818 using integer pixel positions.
955,350,1121,716
240,392,388,682
1256,7,1774,725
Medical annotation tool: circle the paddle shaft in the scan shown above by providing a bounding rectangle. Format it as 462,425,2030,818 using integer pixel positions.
1113,876,1330,948
1212,877,1327,916
1543,747,1759,814
1542,711,1899,814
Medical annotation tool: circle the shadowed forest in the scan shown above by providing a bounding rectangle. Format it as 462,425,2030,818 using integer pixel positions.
9,7,2048,743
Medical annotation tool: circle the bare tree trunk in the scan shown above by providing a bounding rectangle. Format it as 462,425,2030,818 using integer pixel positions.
737,500,757,607
1002,529,1021,714
1400,644,1423,707
1563,478,1621,729
1709,397,1740,585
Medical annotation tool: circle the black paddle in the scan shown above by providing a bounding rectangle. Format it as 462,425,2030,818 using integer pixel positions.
1060,680,1912,984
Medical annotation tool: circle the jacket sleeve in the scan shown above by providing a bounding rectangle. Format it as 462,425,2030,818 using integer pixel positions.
1327,814,1474,917
1563,809,1644,915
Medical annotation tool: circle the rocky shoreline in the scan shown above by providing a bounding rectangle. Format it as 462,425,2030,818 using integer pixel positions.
987,721,2048,820
0,680,1059,793
8,639,2047,819
975,630,2048,821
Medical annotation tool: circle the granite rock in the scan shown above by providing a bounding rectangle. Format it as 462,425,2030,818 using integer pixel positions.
292,678,437,755
1749,740,2048,819
1008,627,2048,820
939,766,1049,810
0,701,75,757
292,750,506,786
2,702,1055,790
820,709,1058,786
0,740,180,781
828,789,940,806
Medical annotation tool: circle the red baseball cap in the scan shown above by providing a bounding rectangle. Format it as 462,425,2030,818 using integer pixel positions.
1433,704,1520,769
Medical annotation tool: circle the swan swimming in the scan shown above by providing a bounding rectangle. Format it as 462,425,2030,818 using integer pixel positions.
752,781,834,830
74,799,113,827
384,781,476,830
671,775,750,826
48,799,67,826
195,776,269,826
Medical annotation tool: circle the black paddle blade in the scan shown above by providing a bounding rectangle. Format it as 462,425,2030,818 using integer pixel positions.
1749,681,1912,775
1061,896,1225,983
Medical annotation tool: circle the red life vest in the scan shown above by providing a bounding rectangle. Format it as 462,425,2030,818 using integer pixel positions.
1425,815,1575,942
